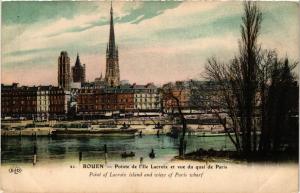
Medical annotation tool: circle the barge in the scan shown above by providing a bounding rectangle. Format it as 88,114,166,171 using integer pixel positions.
52,128,138,136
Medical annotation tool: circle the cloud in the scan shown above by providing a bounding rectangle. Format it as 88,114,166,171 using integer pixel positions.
153,14,241,41
1,1,299,86
2,1,99,25
46,1,182,38
117,1,182,24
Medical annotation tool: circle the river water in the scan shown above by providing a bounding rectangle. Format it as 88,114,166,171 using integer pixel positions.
1,135,235,165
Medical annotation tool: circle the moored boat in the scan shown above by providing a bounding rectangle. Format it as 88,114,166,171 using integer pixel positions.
120,123,131,130
52,128,138,136
153,122,164,130
121,151,135,158
149,149,155,159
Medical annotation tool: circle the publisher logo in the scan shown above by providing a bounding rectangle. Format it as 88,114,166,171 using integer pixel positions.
9,166,22,174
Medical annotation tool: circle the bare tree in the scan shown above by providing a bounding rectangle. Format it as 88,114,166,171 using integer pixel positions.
238,1,262,153
190,78,241,152
203,2,262,154
194,2,298,158
161,83,187,157
257,50,277,153
192,2,262,155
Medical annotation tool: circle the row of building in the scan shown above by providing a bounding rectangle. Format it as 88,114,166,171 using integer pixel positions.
1,83,67,120
76,83,160,115
1,81,193,120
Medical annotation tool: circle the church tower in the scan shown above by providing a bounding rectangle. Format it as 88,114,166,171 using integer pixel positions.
72,53,86,84
105,2,120,87
58,51,71,90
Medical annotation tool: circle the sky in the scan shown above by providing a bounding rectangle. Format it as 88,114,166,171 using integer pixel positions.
1,1,299,86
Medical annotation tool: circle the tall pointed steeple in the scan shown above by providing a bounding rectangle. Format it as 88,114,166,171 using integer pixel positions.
75,53,81,66
105,2,120,87
108,1,116,57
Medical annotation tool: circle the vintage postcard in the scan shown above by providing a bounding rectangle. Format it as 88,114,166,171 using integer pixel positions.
1,1,299,193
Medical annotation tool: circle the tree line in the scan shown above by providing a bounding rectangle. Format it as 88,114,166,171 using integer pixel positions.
161,2,298,159
191,2,298,158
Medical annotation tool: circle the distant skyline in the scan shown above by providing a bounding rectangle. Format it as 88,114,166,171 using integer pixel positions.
2,1,299,86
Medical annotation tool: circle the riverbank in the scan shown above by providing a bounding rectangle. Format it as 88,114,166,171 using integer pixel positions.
1,116,226,136
1,123,225,136
176,148,299,163
1,117,171,128
1,127,53,136
1,126,170,136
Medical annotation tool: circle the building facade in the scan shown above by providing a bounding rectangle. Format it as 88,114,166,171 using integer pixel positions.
104,86,134,111
1,84,66,120
49,87,67,119
76,86,134,116
72,54,86,84
36,86,50,120
76,84,161,116
77,88,97,115
132,84,160,111
1,83,37,119
162,81,191,113
162,89,190,112
58,51,71,91
104,4,120,87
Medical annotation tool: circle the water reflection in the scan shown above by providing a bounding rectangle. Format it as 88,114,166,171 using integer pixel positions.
1,135,234,164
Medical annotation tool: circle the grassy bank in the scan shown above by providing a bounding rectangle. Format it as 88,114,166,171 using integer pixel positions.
176,148,299,163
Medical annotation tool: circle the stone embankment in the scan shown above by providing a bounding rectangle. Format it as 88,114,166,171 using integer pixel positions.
1,117,224,136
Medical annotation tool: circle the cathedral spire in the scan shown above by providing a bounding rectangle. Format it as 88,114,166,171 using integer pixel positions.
105,1,120,87
108,1,116,57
